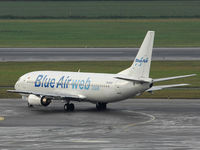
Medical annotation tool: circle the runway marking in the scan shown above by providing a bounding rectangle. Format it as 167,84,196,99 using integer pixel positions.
0,116,4,121
122,110,156,129
69,139,110,143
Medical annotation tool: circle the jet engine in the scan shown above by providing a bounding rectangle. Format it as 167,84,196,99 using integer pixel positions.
28,94,51,107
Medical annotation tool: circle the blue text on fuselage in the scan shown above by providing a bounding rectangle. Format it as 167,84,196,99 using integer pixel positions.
35,75,90,90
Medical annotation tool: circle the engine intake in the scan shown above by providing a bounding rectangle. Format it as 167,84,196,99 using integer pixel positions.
28,94,51,107
41,96,51,106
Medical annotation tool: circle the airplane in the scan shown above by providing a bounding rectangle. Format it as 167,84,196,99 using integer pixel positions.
8,31,196,111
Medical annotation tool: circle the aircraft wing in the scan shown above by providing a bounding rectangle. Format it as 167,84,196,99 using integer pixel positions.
153,74,196,82
7,90,86,100
146,84,189,92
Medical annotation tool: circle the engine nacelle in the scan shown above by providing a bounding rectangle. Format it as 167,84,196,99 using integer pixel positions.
28,94,51,107
40,96,52,107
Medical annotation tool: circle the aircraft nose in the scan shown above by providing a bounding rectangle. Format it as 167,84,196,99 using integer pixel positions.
14,81,20,90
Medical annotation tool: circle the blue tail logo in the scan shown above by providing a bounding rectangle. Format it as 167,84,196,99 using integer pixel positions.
135,57,148,66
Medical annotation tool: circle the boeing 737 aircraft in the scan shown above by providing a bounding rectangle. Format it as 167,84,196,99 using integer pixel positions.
8,31,195,111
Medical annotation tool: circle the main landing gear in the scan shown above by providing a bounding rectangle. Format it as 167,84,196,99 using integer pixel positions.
63,102,107,111
27,102,33,108
96,102,107,111
64,103,75,112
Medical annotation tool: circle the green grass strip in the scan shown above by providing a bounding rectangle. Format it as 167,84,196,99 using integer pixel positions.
2,61,199,99
0,19,200,47
0,1,200,19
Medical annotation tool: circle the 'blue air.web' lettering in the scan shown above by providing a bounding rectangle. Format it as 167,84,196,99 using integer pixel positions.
35,75,90,90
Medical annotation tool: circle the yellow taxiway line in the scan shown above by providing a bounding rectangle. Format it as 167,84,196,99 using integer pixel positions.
0,117,4,121
122,110,156,130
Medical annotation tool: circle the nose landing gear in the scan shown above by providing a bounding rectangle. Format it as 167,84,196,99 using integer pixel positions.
64,103,75,112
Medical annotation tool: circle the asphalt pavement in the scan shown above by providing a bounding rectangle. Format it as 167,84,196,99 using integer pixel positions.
0,48,199,61
0,98,200,149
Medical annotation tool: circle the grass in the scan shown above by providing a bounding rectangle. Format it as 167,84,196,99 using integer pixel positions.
140,89,200,99
0,1,200,19
0,19,200,47
1,61,200,99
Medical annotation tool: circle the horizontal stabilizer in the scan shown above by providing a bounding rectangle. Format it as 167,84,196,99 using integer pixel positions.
114,76,152,83
153,74,196,82
146,84,189,92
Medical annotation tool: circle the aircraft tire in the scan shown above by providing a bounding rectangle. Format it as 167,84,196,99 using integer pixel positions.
64,104,68,111
69,103,75,111
27,102,33,108
96,103,107,111
64,103,75,112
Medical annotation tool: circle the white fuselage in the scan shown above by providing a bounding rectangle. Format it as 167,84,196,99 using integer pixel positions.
9,31,193,108
15,71,150,103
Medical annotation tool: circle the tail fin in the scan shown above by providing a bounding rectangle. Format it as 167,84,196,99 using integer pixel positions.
118,31,155,79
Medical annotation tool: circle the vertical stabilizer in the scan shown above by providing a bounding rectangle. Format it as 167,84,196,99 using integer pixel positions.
118,31,155,79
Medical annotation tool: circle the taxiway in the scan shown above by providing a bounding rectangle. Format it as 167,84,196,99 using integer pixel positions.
0,48,199,61
0,98,200,149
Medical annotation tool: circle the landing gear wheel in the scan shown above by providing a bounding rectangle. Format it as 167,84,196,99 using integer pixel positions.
28,102,33,108
64,104,68,111
96,102,107,111
64,103,75,112
69,103,75,111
